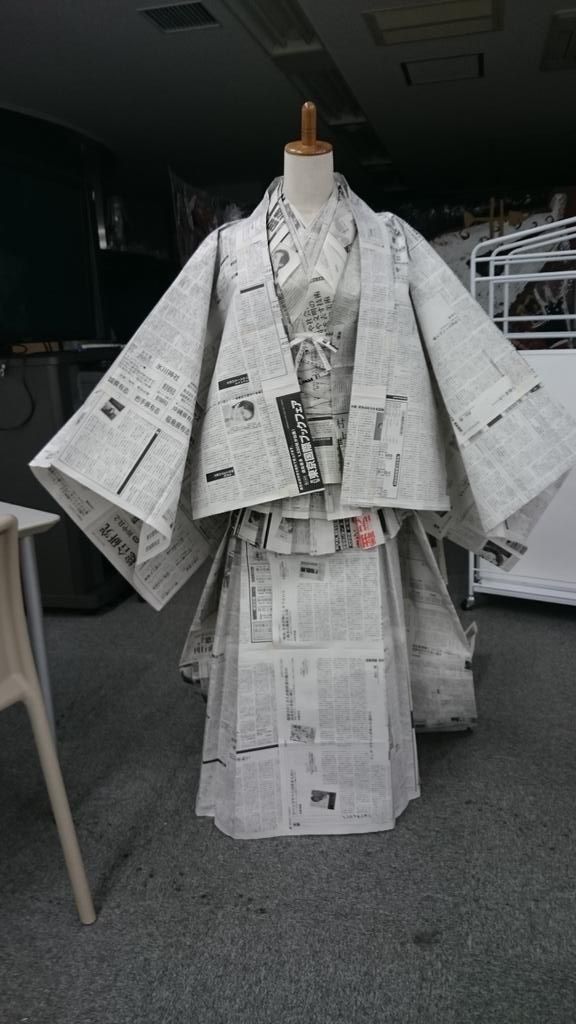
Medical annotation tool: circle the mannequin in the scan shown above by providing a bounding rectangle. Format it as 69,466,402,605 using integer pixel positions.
283,101,334,223
31,102,576,840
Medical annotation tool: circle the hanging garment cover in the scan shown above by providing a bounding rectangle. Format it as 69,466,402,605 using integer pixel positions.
30,177,576,836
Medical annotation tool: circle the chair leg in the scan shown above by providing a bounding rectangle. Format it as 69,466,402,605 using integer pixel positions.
26,693,96,925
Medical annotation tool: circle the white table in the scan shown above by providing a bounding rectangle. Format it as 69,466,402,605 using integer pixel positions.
0,501,60,737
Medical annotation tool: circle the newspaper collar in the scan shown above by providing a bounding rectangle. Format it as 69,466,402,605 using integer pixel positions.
272,180,340,279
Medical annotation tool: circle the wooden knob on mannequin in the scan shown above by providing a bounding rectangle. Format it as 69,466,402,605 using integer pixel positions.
285,101,332,157
301,101,317,149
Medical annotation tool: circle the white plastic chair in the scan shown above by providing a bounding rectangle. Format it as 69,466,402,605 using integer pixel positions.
0,514,96,925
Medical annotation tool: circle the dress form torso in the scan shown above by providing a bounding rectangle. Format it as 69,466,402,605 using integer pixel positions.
282,150,335,224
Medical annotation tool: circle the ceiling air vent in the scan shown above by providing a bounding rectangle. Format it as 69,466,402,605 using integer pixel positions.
402,52,484,84
139,2,220,33
364,0,502,45
219,0,320,55
542,10,576,70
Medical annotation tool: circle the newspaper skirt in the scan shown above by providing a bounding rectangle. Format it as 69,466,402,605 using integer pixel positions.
182,514,476,840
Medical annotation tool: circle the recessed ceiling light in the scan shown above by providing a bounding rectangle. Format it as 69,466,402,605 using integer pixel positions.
219,0,319,55
365,0,502,45
402,52,484,84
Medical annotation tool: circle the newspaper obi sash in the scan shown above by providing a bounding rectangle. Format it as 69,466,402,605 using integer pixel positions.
230,502,410,556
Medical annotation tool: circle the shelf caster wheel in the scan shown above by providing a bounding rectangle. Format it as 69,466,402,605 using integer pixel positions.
461,597,476,610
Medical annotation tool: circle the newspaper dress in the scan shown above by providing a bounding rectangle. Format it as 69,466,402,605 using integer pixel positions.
180,182,475,838
30,176,576,841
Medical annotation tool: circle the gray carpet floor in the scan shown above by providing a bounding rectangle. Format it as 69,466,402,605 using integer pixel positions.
1,554,576,1024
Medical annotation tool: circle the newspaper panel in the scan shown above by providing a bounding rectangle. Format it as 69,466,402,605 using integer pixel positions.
403,219,576,549
341,201,450,512
30,232,227,609
186,515,476,839
185,527,476,838
189,210,325,519
193,540,419,838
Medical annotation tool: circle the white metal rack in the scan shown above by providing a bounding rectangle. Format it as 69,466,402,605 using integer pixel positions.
465,215,576,609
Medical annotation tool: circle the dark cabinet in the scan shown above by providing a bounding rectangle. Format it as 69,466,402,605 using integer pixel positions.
0,109,178,607
0,351,131,609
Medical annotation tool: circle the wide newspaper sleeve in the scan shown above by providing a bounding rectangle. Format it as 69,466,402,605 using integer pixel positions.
401,218,576,567
30,231,226,610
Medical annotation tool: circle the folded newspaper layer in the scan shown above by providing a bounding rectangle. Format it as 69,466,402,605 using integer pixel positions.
31,177,576,607
181,514,476,838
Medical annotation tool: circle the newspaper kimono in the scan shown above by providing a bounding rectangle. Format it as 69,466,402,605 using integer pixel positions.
31,176,576,839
